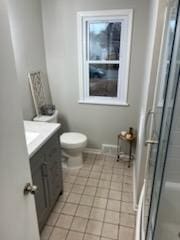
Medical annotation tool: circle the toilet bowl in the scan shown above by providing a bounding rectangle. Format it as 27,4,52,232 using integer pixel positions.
33,110,87,168
60,132,87,168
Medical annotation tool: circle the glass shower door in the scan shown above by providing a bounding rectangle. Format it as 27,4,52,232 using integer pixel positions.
154,36,180,239
148,6,180,239
145,1,180,239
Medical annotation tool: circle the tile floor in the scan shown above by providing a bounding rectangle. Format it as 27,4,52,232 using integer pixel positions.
41,153,136,240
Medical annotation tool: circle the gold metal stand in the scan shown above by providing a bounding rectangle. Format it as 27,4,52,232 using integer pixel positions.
117,133,136,168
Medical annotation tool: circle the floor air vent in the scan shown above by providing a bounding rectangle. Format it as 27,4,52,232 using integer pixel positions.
102,144,118,156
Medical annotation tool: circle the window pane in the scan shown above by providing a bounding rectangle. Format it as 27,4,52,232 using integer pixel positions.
89,22,121,60
89,64,119,97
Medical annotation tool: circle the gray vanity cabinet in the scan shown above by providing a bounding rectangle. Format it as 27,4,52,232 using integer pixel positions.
30,131,63,231
45,133,63,206
30,149,49,230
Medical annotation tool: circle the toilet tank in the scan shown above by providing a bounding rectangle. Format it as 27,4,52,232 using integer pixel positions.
33,110,58,123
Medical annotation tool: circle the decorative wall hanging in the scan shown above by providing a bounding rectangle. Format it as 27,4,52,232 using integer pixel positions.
28,71,46,116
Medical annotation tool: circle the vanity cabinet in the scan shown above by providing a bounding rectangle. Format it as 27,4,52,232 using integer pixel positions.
45,135,63,205
30,150,49,230
30,130,63,231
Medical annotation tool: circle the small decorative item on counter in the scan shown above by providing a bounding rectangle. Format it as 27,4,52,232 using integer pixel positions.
40,104,56,116
121,131,127,137
125,127,134,140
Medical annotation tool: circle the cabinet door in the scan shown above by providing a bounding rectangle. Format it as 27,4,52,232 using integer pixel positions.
46,133,63,206
30,150,49,231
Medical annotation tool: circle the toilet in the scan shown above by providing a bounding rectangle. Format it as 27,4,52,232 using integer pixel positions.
33,110,87,168
60,132,87,168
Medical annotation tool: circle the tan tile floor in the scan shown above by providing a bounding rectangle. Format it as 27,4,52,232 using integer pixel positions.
41,153,135,240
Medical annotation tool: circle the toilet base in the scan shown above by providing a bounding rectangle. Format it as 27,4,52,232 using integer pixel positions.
62,150,83,169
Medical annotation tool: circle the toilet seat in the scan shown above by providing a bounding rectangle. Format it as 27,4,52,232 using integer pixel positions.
60,132,87,149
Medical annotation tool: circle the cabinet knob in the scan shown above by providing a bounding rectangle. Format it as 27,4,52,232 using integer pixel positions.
24,183,38,195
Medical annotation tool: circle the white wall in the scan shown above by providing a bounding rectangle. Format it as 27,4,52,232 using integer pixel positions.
7,0,51,120
41,0,149,148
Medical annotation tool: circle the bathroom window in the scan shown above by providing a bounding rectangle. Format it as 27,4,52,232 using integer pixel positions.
77,9,133,105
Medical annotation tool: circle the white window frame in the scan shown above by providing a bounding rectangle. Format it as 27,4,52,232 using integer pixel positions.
77,9,133,106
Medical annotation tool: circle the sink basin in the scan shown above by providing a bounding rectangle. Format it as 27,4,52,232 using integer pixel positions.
25,131,40,145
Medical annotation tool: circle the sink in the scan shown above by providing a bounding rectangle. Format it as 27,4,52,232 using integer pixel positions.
25,131,40,145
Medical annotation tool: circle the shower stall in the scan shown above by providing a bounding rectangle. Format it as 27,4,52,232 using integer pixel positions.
136,0,180,239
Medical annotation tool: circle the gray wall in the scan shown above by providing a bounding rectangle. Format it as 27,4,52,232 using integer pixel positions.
41,0,149,148
7,0,51,120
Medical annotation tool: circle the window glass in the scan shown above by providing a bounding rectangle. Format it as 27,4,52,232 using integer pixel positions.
89,64,119,97
89,22,121,61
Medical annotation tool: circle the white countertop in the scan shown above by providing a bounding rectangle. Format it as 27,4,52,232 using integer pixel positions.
24,121,61,157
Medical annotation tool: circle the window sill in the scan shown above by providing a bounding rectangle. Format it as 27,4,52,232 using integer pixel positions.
78,100,129,107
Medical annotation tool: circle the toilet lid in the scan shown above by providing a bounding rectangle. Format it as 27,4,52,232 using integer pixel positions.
60,132,87,149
